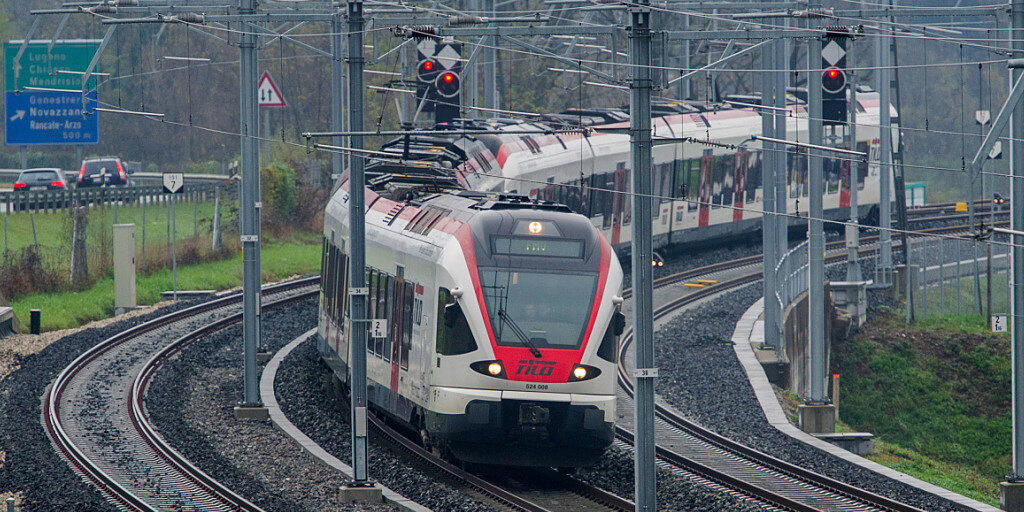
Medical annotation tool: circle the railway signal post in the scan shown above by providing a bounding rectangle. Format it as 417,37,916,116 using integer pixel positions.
799,26,837,433
628,2,657,510
341,0,380,501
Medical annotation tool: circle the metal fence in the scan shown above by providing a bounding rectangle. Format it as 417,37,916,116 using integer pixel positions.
775,239,810,321
908,235,1010,320
0,184,216,214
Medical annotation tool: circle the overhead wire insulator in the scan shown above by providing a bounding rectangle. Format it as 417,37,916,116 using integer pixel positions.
175,13,205,24
447,15,486,25
88,4,117,14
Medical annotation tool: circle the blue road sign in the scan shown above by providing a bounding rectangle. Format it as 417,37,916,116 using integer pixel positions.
4,90,98,145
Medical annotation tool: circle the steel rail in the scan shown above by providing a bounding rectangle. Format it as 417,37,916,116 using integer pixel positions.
612,227,990,511
43,276,318,512
368,401,634,512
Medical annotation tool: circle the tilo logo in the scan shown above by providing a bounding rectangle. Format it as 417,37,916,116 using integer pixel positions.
516,360,556,376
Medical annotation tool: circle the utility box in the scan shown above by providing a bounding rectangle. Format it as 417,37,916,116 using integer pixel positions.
113,224,137,314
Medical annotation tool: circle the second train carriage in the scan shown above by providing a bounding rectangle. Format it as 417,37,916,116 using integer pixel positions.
369,90,896,254
318,174,625,467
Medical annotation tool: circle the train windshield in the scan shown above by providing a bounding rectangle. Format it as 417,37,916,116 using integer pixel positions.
479,269,597,350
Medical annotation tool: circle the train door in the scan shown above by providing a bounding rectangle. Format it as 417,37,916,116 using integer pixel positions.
389,277,404,409
698,150,714,226
610,162,627,245
839,159,851,208
733,150,747,222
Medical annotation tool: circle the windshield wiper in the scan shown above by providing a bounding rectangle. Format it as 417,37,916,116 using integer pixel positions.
497,309,543,358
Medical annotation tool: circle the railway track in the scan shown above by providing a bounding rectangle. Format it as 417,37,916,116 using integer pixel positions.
611,220,996,512
368,413,633,512
44,277,319,512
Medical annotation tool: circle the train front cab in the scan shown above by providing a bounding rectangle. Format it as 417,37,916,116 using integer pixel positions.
425,211,624,467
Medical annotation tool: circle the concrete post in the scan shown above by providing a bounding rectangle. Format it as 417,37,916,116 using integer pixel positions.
845,36,862,282
331,12,345,190
629,3,656,510
774,18,788,271
233,0,266,417
70,206,88,284
342,2,378,501
482,0,497,111
761,39,780,351
113,224,136,314
1003,0,1024,506
211,187,222,251
876,20,894,285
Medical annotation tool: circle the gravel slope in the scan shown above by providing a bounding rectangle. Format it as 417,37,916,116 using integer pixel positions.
653,281,978,512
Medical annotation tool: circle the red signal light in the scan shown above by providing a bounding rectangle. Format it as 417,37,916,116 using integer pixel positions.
423,60,433,71
827,69,839,79
442,72,454,83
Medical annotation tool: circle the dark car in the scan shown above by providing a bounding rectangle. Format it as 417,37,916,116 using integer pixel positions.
77,157,130,188
11,168,68,210
13,168,67,191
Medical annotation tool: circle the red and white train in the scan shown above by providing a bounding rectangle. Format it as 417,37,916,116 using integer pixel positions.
318,92,894,467
318,175,625,467
373,90,894,253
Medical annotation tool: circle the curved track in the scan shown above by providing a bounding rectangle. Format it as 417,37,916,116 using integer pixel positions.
611,220,995,512
44,277,319,512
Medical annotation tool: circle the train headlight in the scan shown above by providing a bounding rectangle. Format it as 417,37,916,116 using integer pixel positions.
470,360,507,379
568,364,601,382
528,221,543,235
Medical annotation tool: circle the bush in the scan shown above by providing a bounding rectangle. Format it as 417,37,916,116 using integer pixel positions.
261,161,298,222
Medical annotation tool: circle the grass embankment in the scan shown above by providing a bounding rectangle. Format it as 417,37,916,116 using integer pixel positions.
834,311,1009,506
10,236,321,331
2,199,222,256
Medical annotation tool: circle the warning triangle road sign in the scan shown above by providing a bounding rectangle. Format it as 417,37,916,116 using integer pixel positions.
257,71,286,107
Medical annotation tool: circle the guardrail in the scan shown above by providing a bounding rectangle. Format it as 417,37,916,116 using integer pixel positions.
0,183,221,214
774,240,809,331
0,169,234,186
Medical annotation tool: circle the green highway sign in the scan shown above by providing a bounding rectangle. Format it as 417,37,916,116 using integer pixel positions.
4,40,101,92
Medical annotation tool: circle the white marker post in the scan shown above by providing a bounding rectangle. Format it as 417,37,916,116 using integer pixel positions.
162,173,184,301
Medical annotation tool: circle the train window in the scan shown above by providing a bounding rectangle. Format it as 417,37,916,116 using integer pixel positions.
383,275,393,362
375,271,387,356
320,238,329,299
414,298,423,325
435,287,478,356
788,149,808,198
597,308,625,362
746,151,761,204
721,154,735,207
335,252,348,329
825,157,841,194
856,141,869,190
390,278,403,365
480,270,597,350
401,282,414,369
327,246,338,320
368,270,378,355
687,160,700,211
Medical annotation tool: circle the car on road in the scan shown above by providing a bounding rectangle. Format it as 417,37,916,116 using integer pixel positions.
13,168,68,191
10,168,69,210
77,157,131,188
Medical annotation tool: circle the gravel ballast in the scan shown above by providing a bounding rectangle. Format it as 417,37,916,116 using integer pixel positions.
653,280,979,512
145,296,393,512
275,337,498,512
0,301,200,512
